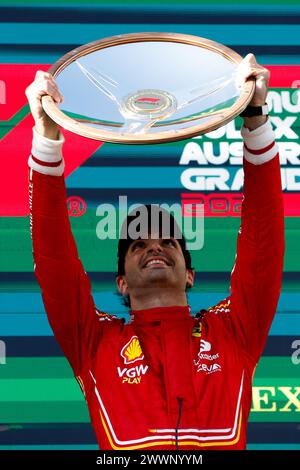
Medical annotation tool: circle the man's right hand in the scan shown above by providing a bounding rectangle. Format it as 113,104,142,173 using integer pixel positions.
25,71,64,140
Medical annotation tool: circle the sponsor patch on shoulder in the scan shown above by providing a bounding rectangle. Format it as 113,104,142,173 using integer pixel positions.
95,308,117,321
208,298,231,315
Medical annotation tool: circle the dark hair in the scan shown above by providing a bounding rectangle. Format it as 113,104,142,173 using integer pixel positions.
117,204,192,276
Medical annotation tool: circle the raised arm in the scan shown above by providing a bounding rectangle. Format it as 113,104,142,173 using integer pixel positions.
228,56,285,363
26,72,118,376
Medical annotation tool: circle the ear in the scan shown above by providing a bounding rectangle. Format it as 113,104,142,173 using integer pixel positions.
116,275,129,296
186,269,195,288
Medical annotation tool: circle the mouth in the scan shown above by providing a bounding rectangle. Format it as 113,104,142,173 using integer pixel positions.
143,257,172,269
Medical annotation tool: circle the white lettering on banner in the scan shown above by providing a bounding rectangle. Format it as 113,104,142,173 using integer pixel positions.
231,169,244,190
180,142,300,167
271,116,298,139
181,168,230,191
190,115,298,144
268,90,300,113
281,91,300,113
180,90,300,206
268,91,283,114
181,168,300,191
179,142,244,166
278,142,300,164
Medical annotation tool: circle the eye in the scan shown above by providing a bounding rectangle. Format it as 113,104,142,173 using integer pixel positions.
130,240,146,251
162,239,176,247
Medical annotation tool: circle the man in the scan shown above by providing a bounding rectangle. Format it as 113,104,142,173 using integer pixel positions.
26,54,284,450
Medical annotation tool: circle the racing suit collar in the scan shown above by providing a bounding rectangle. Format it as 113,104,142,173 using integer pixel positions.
130,305,191,324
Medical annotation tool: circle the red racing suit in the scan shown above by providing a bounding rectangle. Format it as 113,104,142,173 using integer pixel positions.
28,120,284,450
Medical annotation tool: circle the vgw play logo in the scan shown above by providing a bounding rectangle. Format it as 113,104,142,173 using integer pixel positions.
117,336,149,384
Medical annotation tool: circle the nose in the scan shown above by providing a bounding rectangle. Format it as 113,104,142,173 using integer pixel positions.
146,239,163,253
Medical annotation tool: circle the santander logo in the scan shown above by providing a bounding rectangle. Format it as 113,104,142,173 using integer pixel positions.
195,339,222,375
200,339,211,353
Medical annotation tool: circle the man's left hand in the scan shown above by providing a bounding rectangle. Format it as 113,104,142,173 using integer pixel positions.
237,53,270,106
237,54,270,130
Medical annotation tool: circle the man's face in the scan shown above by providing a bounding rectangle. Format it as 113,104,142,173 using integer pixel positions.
117,236,194,299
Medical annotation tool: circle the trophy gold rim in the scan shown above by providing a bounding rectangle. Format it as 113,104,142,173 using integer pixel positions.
42,32,255,144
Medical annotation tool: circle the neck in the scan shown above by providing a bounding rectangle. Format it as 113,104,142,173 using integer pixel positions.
129,287,188,310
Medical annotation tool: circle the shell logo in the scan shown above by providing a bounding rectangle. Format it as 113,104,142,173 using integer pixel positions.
120,336,144,365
